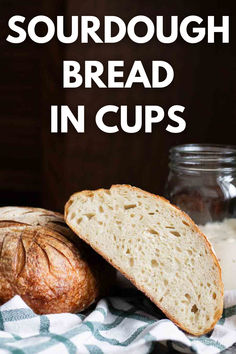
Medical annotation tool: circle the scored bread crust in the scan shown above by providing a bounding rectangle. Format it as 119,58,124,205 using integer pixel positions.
0,207,73,240
65,184,224,336
0,207,114,314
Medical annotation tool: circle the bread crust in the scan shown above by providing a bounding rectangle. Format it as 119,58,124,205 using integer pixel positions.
0,207,114,314
65,184,224,336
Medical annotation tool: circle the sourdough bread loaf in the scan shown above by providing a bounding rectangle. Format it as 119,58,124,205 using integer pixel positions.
65,185,223,336
0,207,113,314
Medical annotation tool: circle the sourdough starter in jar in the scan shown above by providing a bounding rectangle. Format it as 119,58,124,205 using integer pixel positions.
166,144,236,290
200,219,236,290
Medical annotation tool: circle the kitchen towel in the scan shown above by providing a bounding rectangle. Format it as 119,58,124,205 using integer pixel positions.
0,288,235,354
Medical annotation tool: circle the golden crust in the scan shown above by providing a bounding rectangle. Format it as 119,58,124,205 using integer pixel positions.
0,207,114,314
65,184,224,336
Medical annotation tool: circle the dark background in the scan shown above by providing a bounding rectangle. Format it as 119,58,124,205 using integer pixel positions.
0,0,235,212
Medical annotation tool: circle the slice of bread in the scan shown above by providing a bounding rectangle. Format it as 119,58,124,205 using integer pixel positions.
65,185,223,336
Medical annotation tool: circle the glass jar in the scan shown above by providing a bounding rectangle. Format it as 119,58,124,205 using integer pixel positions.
165,144,236,225
165,144,236,290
